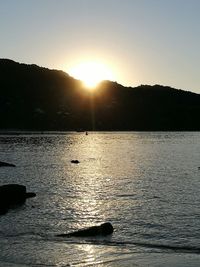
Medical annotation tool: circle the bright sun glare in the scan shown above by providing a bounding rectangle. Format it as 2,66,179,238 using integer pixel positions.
69,61,114,89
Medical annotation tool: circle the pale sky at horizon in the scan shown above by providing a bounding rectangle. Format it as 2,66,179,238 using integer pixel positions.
1,0,200,93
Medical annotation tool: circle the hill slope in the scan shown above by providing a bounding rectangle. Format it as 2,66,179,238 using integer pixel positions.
0,59,200,131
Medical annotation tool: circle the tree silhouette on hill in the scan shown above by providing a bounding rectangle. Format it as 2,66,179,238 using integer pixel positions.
0,59,200,131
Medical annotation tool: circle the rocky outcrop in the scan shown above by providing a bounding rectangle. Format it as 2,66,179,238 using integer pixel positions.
0,184,36,215
0,161,16,167
57,222,114,237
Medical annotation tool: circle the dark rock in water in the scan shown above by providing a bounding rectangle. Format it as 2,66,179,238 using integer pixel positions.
57,222,114,237
0,206,9,215
0,161,16,167
71,160,80,164
0,184,36,215
26,192,36,198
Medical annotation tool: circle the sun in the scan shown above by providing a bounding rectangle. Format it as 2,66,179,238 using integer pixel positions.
68,61,114,89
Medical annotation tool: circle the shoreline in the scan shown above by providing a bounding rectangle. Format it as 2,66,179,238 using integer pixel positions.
0,130,200,135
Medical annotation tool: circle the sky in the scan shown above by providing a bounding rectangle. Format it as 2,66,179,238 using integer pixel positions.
1,0,200,93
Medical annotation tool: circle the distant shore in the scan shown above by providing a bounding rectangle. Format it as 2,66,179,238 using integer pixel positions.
1,59,200,132
0,130,200,135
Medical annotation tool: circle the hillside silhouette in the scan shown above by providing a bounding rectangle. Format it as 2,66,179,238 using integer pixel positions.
0,59,200,131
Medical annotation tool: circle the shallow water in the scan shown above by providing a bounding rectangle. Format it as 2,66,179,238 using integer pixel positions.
0,132,200,266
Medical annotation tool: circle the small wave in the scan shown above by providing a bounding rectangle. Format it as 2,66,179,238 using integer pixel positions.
133,242,200,253
116,194,136,198
0,231,43,239
108,240,200,254
4,231,200,255
56,237,200,254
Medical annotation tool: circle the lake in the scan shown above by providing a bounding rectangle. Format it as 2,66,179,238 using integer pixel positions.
0,132,200,267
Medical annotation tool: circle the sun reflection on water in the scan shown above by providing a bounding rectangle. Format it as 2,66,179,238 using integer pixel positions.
57,133,142,237
82,244,97,265
57,134,118,265
61,134,112,230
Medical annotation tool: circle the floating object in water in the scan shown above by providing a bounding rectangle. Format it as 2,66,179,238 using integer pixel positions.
57,222,114,237
71,160,80,164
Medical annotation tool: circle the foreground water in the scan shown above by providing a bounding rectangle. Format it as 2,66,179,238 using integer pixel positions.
0,132,200,266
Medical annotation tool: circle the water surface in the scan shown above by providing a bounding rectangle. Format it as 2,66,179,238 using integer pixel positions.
0,132,200,266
